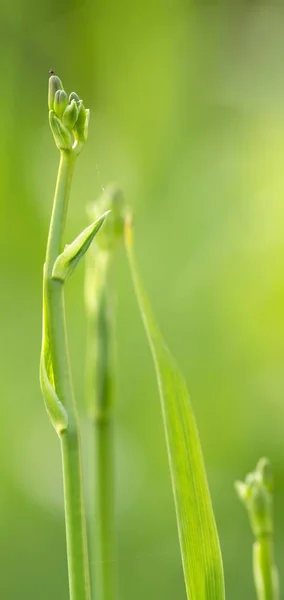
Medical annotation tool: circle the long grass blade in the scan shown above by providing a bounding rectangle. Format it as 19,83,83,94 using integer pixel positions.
125,218,225,600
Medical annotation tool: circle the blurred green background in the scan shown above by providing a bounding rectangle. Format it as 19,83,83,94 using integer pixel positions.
1,0,284,598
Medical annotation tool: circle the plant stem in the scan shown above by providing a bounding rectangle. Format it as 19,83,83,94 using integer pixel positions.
45,150,91,600
85,254,116,600
253,538,279,600
93,416,115,600
61,431,91,600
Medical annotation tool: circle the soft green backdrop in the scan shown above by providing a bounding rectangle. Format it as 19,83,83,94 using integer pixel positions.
1,1,284,598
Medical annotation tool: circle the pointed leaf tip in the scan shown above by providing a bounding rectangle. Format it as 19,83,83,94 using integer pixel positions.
52,211,110,282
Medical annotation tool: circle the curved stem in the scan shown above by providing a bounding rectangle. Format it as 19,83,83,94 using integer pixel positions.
44,150,91,600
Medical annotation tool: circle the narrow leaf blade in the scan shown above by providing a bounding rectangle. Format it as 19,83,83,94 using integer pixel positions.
52,211,110,282
125,220,225,600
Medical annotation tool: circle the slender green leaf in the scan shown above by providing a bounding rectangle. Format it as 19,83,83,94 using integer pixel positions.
52,212,110,282
125,219,225,600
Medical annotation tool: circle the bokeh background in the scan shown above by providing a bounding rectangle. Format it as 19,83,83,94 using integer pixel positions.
1,0,284,598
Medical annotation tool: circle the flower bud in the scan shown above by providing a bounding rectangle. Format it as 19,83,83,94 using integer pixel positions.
69,92,80,104
257,457,273,493
62,99,79,130
74,101,90,143
236,458,274,541
87,185,125,252
48,75,63,111
48,74,90,153
235,480,249,502
49,110,72,151
249,485,273,538
54,89,68,119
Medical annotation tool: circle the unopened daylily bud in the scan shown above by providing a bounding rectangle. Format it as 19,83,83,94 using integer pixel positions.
48,75,63,111
49,110,72,151
235,480,249,502
236,459,278,600
257,457,273,493
250,485,273,538
48,74,89,154
236,459,274,540
74,102,90,143
105,186,125,242
54,89,68,119
83,109,90,141
69,92,80,104
88,185,125,252
245,472,258,488
62,99,79,130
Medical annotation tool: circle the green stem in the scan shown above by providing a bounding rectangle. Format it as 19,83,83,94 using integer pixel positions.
45,150,91,600
85,257,116,600
93,417,115,600
253,538,279,600
61,431,91,600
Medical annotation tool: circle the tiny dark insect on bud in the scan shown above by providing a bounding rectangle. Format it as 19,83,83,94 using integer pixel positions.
49,69,55,75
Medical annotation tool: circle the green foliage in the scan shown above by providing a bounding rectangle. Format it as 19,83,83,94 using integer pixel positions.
125,219,225,600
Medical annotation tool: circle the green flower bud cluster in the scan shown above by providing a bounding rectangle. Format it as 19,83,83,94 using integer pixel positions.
48,72,90,154
235,458,273,539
